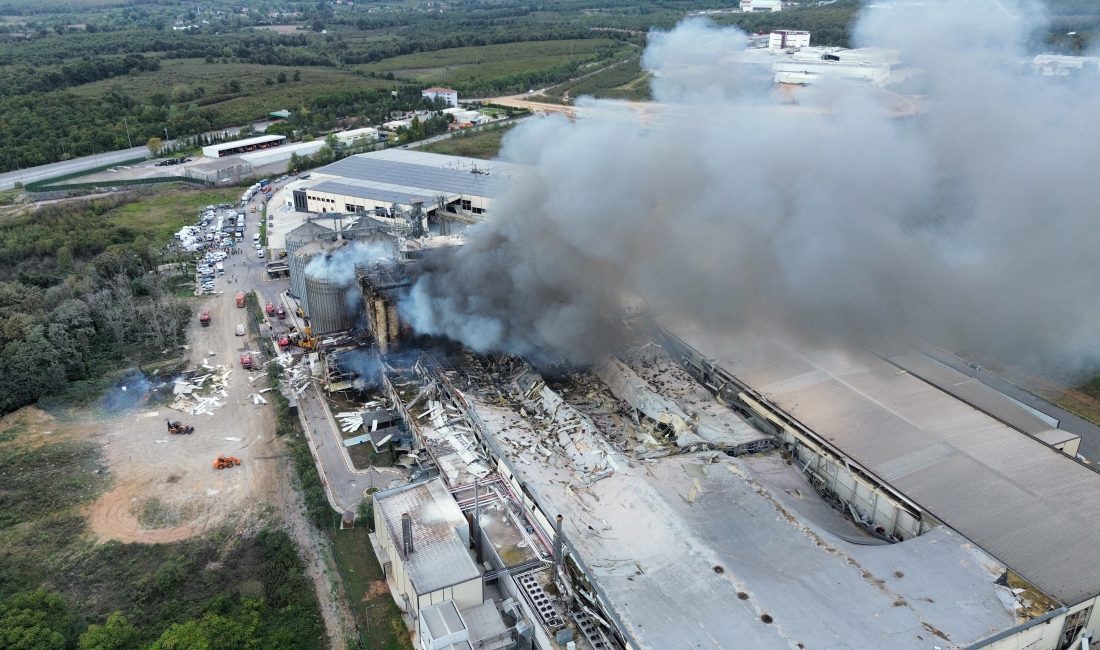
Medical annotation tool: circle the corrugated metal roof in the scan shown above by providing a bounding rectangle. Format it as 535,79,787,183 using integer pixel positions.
887,352,1057,434
317,152,506,198
679,332,1100,605
376,478,481,594
309,180,437,207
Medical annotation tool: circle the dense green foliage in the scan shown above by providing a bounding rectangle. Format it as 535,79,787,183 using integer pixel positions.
0,530,325,649
0,188,239,415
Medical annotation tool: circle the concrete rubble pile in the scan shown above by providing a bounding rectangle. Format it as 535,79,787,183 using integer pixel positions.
170,365,232,416
618,345,773,454
421,355,618,483
422,392,492,481
594,357,708,449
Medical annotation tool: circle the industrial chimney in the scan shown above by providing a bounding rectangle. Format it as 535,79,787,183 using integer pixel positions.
401,512,414,558
553,514,564,570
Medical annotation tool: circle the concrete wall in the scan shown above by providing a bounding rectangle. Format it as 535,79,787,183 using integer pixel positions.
415,580,483,619
983,596,1098,649
375,499,417,613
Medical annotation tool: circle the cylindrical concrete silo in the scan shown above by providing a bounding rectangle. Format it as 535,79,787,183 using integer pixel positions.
291,241,325,315
286,222,335,305
303,266,354,335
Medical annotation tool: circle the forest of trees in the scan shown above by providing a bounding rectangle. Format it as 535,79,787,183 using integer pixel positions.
0,195,194,414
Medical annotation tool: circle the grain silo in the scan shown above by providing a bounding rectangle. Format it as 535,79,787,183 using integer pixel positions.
286,221,335,305
303,244,356,335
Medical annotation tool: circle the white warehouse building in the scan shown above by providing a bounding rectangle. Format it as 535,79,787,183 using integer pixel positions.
291,149,523,217
768,29,810,50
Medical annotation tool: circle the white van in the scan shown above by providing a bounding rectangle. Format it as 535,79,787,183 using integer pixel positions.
215,262,224,275
253,233,260,242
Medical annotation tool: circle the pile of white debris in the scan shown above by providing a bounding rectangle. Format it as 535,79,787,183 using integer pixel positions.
170,363,231,415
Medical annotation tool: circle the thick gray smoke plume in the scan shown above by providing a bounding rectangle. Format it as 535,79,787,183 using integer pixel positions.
402,0,1100,371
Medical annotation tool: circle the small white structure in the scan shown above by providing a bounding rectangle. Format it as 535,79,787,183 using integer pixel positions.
1032,54,1100,76
422,86,459,107
335,127,380,146
373,478,482,623
768,30,810,50
419,601,469,650
741,0,782,12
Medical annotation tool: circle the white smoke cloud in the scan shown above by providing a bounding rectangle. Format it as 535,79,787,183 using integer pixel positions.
303,240,393,286
401,0,1100,371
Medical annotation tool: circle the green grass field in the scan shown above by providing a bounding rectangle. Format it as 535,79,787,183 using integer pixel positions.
105,186,241,242
421,124,516,159
543,57,651,102
330,526,412,650
70,59,394,125
356,39,623,87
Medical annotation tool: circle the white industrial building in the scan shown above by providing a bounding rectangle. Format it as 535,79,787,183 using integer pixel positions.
335,127,380,146
422,86,459,107
238,139,328,168
768,29,810,50
201,134,286,158
773,46,900,86
655,326,1100,650
292,149,523,216
1032,54,1100,76
740,0,782,12
372,478,483,624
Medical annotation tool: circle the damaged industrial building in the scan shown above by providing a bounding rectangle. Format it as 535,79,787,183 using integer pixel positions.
261,149,1100,650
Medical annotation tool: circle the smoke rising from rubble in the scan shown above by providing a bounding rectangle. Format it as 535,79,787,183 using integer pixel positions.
402,0,1100,371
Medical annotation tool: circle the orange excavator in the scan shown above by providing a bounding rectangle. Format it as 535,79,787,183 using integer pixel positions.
212,455,241,470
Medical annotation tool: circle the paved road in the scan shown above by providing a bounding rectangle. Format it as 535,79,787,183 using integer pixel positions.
298,382,403,512
0,118,274,192
230,179,403,514
924,348,1100,462
0,146,153,191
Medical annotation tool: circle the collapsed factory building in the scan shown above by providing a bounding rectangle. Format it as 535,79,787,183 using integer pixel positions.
271,150,1100,650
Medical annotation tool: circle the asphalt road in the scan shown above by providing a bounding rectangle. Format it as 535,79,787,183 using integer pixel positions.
0,146,153,191
0,119,273,192
924,348,1100,462
231,180,402,514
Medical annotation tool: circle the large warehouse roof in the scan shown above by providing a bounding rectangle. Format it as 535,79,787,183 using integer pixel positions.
674,328,1100,606
308,180,438,207
315,149,521,199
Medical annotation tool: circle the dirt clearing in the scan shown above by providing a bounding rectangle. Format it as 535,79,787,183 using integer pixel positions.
85,290,282,544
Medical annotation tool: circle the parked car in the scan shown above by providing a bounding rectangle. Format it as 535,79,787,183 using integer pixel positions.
235,324,245,336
